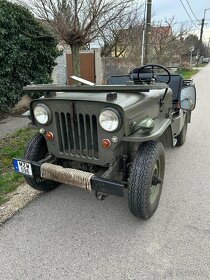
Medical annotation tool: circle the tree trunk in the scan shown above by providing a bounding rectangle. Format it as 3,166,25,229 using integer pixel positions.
71,44,80,77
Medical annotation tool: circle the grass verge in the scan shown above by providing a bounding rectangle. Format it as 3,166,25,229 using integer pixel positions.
198,63,208,68
180,69,199,79
0,127,38,205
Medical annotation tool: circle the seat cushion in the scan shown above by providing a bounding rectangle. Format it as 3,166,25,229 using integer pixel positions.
107,75,131,85
157,75,183,101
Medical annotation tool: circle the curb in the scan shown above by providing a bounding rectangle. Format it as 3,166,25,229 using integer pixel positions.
0,184,40,225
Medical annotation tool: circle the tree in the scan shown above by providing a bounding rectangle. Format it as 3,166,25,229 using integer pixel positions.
182,34,209,59
98,4,144,58
0,0,60,113
150,18,190,65
24,0,134,76
178,34,199,65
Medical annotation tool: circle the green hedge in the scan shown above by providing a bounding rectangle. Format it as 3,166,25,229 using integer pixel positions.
0,0,60,113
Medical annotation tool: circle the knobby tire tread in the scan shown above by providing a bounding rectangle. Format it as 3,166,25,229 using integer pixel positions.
128,141,165,219
24,133,59,192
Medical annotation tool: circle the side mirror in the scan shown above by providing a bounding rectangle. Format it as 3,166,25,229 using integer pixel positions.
180,86,196,111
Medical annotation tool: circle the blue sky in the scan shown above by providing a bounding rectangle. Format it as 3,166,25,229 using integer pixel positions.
151,0,210,42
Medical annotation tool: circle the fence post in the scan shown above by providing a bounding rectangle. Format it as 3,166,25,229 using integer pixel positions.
94,49,103,85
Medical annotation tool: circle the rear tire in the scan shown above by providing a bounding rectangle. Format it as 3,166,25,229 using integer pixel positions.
24,133,59,192
128,141,165,219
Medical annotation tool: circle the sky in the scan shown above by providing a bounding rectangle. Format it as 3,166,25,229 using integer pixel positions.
14,0,210,45
150,0,210,43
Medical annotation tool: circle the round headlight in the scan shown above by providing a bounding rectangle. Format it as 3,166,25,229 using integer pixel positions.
99,109,121,132
34,104,51,125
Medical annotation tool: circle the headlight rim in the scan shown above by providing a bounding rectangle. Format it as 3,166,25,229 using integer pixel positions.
33,103,52,125
99,107,122,132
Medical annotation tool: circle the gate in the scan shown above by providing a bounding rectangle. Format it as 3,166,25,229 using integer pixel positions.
66,52,95,85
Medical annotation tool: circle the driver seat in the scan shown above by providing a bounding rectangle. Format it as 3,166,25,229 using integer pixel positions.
107,71,183,105
157,74,183,102
131,67,183,102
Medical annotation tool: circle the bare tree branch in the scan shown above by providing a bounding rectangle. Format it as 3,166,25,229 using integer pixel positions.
98,3,144,58
19,0,136,75
150,18,192,65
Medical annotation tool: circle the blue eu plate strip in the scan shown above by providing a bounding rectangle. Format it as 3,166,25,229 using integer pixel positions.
13,159,20,172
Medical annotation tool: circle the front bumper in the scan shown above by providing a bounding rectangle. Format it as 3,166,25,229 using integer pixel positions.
13,159,124,197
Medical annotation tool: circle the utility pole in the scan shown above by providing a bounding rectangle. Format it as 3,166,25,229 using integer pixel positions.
144,0,152,64
140,0,146,65
196,8,210,66
196,18,204,66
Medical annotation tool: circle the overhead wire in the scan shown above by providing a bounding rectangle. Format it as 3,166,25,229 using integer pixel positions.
185,0,199,22
184,1,210,43
179,0,199,29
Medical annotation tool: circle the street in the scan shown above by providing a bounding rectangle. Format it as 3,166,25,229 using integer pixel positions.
0,64,210,280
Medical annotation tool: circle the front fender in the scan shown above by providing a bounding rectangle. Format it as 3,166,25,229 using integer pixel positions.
122,118,171,143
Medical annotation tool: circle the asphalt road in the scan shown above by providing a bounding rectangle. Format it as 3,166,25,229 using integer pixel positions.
0,65,210,280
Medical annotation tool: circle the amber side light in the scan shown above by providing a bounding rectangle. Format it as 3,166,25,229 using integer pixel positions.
45,132,54,141
102,139,111,149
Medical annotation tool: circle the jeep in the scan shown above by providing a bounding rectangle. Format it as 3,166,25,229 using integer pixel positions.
13,64,196,219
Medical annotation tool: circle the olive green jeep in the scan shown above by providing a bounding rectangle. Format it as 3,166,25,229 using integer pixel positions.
13,64,196,219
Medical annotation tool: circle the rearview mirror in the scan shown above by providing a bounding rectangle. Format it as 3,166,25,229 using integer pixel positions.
180,86,196,111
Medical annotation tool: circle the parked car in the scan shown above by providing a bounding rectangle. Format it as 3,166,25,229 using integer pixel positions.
13,64,196,219
202,57,209,63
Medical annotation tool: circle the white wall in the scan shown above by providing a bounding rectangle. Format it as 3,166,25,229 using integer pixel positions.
52,52,67,85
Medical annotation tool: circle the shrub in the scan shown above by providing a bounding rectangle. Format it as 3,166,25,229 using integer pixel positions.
180,61,190,71
0,0,60,113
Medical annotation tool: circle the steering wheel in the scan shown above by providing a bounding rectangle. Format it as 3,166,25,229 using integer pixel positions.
137,64,171,84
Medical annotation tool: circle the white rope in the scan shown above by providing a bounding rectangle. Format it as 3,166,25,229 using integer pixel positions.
41,163,94,191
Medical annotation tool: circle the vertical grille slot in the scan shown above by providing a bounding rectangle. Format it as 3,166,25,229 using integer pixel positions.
66,113,74,154
55,112,63,152
60,113,68,151
73,113,80,155
79,114,87,156
92,115,99,159
85,115,93,157
55,110,99,159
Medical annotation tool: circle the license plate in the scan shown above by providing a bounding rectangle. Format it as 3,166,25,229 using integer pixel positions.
13,159,33,176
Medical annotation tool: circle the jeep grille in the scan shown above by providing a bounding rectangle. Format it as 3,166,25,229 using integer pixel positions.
55,112,99,159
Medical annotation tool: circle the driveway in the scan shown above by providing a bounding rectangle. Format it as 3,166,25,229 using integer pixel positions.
0,116,30,139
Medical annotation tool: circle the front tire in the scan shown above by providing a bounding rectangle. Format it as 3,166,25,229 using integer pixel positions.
128,141,165,219
24,133,59,192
